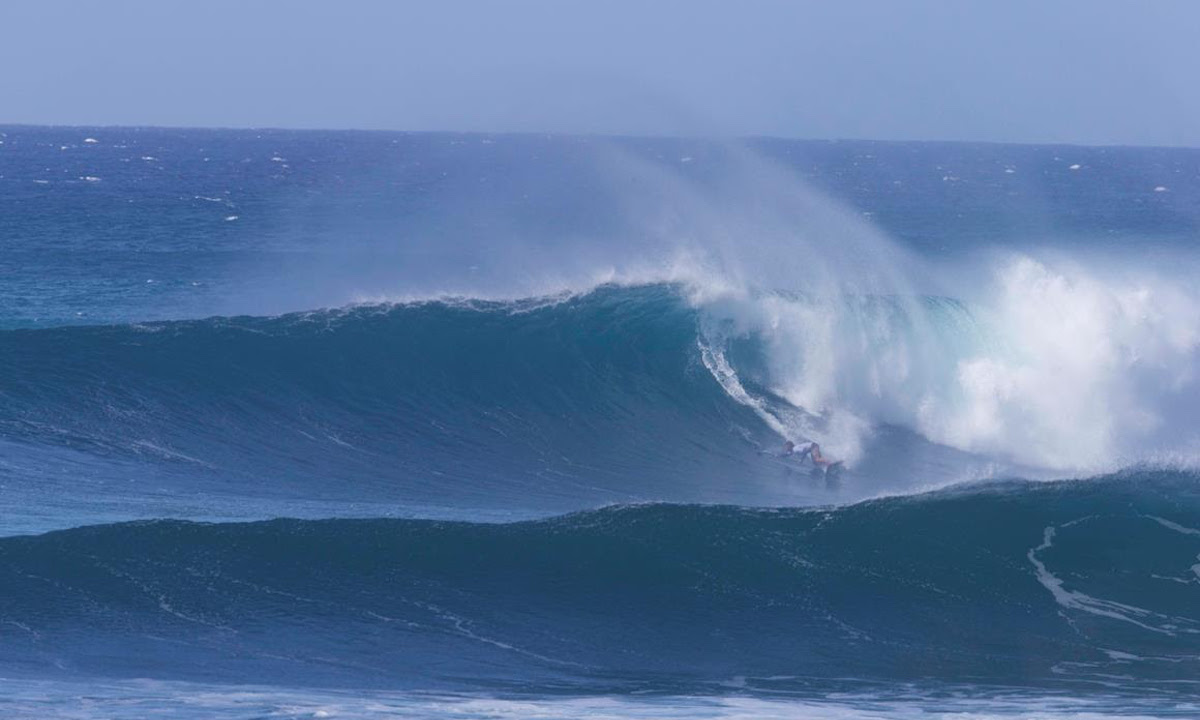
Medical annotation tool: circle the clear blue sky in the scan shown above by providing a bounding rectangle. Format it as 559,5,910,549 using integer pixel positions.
3,0,1198,146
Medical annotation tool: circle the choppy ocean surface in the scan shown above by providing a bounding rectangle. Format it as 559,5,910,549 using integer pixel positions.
2,126,1199,717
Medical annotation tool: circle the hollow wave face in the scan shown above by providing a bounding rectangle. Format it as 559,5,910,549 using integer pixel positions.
0,285,808,521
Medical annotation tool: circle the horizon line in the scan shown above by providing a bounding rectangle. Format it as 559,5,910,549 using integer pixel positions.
2,122,1198,152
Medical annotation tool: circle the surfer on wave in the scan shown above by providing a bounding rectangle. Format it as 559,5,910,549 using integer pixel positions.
781,440,843,478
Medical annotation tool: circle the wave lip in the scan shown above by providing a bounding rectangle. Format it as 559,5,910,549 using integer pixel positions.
1,473,1197,694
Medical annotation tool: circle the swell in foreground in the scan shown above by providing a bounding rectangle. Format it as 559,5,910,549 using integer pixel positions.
2,472,1198,699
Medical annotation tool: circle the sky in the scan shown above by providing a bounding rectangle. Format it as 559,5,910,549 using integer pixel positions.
2,0,1199,146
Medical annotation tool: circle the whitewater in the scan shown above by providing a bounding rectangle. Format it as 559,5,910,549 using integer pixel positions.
1,126,1199,717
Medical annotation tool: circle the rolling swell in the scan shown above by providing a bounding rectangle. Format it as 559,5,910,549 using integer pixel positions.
1,473,1198,694
0,284,778,513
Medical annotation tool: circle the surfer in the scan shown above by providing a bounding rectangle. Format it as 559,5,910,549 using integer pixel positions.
804,442,835,470
782,440,842,478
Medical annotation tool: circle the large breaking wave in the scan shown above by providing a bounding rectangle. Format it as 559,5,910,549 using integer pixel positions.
5,263,1200,526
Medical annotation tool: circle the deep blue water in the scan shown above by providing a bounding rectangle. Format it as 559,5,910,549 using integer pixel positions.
2,125,1199,717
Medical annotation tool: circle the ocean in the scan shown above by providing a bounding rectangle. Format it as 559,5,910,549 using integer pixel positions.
1,125,1199,718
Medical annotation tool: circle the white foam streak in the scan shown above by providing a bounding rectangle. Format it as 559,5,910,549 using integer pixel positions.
1147,516,1200,581
1028,527,1165,633
1027,521,1200,635
697,338,787,439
